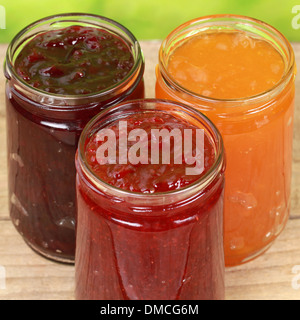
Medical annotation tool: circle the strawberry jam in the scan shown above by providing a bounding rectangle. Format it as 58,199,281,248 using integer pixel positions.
84,112,216,193
75,99,225,300
5,14,145,263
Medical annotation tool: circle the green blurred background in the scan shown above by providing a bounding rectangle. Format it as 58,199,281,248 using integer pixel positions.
1,0,300,42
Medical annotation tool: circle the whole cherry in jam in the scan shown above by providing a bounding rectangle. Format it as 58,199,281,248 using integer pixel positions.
14,25,135,95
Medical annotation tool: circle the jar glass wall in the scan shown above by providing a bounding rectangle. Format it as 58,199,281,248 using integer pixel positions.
155,14,296,266
4,13,145,263
75,99,225,300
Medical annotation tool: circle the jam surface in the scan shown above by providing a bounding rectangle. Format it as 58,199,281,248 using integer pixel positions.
167,31,285,99
14,25,134,95
76,108,225,300
84,112,216,193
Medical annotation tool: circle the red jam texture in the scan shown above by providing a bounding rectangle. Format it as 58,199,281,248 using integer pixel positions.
14,25,134,95
75,110,225,300
85,112,216,192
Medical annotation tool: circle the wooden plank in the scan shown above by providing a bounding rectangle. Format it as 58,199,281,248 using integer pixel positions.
1,217,300,300
0,220,74,300
225,219,300,300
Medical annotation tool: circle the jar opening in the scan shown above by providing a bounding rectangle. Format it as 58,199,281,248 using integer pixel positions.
5,13,144,106
76,98,225,204
159,14,295,104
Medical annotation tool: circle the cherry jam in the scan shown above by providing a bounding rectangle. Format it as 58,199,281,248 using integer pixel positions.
4,14,145,263
15,25,135,95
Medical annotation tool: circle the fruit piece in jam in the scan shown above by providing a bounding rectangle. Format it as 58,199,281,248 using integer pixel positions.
15,25,135,95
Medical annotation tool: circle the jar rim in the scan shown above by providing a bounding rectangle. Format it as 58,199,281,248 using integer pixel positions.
5,12,144,104
158,14,296,104
76,98,225,203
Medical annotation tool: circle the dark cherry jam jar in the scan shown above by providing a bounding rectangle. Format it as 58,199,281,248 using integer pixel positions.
75,99,225,300
4,13,145,263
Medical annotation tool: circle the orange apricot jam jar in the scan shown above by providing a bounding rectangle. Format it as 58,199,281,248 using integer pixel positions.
155,14,296,266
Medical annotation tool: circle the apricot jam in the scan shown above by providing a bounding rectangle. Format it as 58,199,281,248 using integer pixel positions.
167,31,285,99
156,15,296,266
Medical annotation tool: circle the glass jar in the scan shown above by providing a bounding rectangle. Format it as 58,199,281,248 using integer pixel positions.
155,14,296,266
4,13,145,263
75,99,225,300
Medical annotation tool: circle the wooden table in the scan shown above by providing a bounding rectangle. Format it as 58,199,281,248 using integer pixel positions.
0,41,300,300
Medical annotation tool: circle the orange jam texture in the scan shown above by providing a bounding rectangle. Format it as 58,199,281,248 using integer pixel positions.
167,31,285,99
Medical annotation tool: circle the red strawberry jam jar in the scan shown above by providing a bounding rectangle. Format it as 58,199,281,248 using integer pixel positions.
4,13,145,263
75,99,225,300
